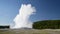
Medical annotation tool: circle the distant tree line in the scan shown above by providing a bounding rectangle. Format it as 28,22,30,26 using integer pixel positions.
33,20,60,29
0,26,10,29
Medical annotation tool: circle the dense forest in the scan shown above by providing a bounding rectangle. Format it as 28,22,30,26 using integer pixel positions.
33,20,60,29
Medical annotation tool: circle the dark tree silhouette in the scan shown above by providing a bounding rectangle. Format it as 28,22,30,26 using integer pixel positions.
33,20,60,29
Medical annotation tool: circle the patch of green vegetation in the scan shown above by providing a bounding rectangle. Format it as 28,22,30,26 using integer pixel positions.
33,20,60,29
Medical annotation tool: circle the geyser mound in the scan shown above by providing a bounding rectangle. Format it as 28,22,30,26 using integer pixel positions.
11,4,36,29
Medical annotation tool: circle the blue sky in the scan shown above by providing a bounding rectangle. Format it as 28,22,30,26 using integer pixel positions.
0,0,60,25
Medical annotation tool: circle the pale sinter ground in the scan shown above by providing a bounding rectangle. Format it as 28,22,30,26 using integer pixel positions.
0,29,60,34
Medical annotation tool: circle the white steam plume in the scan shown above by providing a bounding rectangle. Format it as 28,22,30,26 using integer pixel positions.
11,4,36,29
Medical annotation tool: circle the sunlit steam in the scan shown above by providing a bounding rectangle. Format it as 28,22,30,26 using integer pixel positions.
11,4,36,29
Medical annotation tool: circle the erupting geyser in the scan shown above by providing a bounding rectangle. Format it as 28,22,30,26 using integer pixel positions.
11,4,36,29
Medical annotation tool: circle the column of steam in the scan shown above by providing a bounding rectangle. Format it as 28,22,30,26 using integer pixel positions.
11,4,36,29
